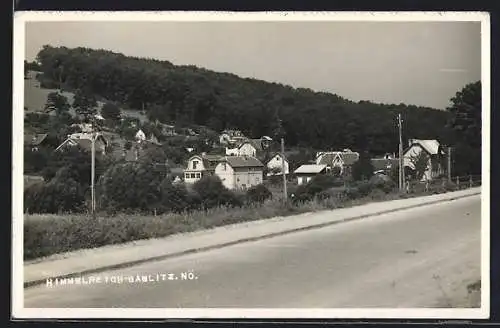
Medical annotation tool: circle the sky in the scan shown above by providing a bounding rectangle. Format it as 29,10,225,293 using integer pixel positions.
24,20,482,110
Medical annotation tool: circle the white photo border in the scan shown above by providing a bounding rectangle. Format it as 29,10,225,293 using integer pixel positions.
12,11,491,320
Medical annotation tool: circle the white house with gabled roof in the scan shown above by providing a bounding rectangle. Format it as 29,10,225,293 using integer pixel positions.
214,156,264,190
293,164,328,185
265,153,290,176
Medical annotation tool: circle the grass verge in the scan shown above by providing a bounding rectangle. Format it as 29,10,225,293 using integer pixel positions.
24,186,475,261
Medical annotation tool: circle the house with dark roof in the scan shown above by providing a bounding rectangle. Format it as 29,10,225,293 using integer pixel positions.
315,149,360,175
24,133,49,151
183,153,224,184
214,156,264,190
219,129,246,146
55,133,108,155
226,140,258,157
293,164,328,185
225,137,272,158
403,139,446,181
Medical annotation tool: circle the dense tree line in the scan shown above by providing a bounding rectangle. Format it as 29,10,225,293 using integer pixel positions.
33,45,451,156
445,81,482,176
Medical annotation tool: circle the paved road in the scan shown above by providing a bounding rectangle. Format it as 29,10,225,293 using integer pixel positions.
24,196,481,308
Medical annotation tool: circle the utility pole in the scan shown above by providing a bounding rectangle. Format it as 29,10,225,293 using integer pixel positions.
447,146,452,183
281,137,288,203
398,113,404,192
90,117,96,218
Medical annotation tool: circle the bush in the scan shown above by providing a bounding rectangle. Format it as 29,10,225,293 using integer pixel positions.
24,176,86,214
192,176,242,209
246,184,273,204
369,174,396,193
367,188,388,201
354,180,374,197
158,180,191,213
316,187,345,201
291,175,344,204
101,103,121,121
351,151,374,181
24,147,51,174
39,78,59,89
98,162,163,213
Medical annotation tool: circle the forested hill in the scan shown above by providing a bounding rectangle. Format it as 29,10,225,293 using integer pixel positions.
33,45,451,155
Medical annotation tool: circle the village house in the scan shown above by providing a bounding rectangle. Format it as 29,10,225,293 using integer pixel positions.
214,156,264,190
219,129,247,146
147,133,162,146
70,123,93,133
135,129,146,143
158,123,176,137
315,149,360,176
183,153,224,184
24,133,49,152
55,132,108,155
294,164,328,185
226,141,257,157
225,136,272,157
403,139,446,181
265,152,290,176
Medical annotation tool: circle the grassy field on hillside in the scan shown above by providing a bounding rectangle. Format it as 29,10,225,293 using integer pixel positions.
23,71,148,122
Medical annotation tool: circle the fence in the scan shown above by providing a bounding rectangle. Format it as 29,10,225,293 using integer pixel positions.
405,174,481,194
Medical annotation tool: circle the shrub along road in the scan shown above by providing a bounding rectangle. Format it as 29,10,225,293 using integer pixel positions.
23,191,482,309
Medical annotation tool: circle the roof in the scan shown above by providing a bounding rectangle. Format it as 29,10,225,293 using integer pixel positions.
246,139,265,151
406,139,442,155
221,129,244,137
225,156,264,168
318,153,338,166
187,154,224,170
317,151,359,166
342,152,360,165
371,158,399,171
25,133,48,146
55,134,107,152
294,164,327,174
265,152,289,164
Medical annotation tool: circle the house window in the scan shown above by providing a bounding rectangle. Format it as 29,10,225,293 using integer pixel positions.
222,163,227,170
192,160,199,170
184,173,190,179
195,173,201,178
190,173,196,179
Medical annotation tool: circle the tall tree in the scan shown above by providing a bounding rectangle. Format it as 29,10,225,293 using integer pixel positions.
351,151,374,181
101,102,121,121
446,81,481,149
44,91,70,116
270,109,285,141
73,89,98,122
445,81,482,175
